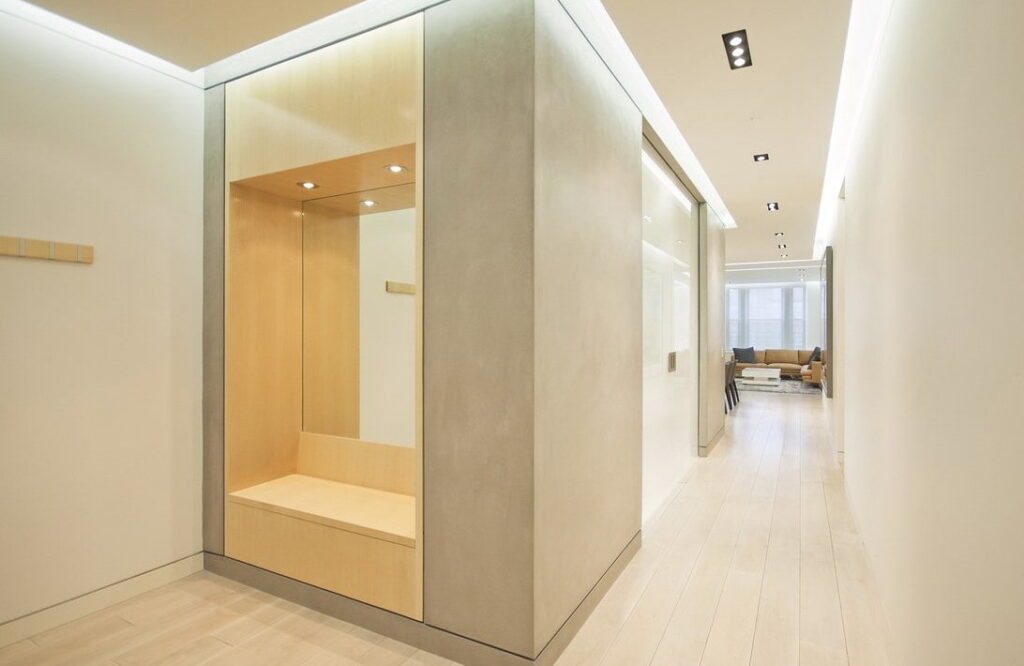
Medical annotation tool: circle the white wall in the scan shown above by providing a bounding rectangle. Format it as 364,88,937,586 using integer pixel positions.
838,0,1024,663
0,11,203,625
358,208,416,447
804,280,822,349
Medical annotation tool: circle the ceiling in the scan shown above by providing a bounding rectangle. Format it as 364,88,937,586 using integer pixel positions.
603,0,851,263
25,0,364,70
24,0,850,261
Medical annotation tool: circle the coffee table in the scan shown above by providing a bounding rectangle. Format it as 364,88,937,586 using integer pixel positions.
741,367,782,386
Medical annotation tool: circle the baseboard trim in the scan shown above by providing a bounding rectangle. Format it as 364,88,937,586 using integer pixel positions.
700,425,725,457
532,530,641,665
204,532,640,665
0,553,204,648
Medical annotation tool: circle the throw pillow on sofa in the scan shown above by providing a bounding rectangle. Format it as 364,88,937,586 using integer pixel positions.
734,347,757,363
809,346,822,363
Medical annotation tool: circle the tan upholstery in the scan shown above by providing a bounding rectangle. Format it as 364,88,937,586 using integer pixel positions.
735,349,824,381
801,361,824,384
765,349,799,364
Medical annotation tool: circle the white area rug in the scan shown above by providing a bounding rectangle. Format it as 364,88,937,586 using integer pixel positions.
736,378,822,395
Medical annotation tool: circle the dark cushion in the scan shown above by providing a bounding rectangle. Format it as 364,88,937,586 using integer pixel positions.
809,346,822,363
733,347,756,363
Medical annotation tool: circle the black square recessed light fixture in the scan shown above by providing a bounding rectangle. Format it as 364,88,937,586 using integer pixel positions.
767,202,779,211
722,29,752,69
754,153,769,162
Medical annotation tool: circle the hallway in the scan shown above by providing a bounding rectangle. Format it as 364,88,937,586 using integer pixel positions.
0,393,892,666
559,391,891,665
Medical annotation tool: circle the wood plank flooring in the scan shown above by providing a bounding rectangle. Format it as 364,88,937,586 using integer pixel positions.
0,392,891,666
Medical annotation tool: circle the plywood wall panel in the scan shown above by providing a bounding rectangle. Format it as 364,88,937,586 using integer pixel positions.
225,184,302,492
225,16,420,182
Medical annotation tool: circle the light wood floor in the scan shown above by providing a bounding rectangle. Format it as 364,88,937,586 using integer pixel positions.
0,392,891,666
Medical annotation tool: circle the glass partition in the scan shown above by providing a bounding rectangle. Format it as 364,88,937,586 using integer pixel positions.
641,142,699,521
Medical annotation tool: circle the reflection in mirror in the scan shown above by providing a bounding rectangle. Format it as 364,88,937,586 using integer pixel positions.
302,184,417,447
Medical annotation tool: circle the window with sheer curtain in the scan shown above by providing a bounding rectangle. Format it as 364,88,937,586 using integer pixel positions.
727,285,808,350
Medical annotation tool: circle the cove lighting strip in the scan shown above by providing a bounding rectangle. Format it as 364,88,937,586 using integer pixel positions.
642,151,693,213
0,0,203,86
812,0,897,258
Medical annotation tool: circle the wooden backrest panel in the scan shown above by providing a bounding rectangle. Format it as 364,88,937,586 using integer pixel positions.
298,432,415,496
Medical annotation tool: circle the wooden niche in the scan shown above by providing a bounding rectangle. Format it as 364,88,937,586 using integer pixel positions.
223,15,423,620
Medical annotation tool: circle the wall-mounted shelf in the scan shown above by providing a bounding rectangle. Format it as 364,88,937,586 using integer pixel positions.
0,235,93,264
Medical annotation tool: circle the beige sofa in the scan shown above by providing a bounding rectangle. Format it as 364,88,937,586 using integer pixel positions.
736,349,824,384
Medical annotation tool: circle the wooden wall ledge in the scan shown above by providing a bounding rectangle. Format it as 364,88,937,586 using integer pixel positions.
0,235,93,264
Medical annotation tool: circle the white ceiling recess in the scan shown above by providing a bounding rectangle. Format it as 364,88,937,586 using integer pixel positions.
603,0,852,263
23,0,365,70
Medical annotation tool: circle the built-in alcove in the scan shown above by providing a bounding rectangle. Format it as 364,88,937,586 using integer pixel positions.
222,16,422,619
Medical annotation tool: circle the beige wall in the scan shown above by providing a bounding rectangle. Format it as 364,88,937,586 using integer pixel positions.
838,0,1024,663
424,0,641,657
0,12,203,624
700,206,727,451
532,0,642,651
423,0,537,653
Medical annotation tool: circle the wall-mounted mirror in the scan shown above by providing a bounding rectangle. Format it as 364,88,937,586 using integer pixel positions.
302,183,417,447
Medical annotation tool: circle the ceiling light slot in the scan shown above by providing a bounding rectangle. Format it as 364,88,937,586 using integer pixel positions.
767,202,779,211
722,30,753,69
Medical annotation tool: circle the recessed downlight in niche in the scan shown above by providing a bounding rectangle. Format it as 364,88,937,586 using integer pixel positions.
361,199,378,207
774,231,785,237
777,244,787,250
767,201,779,211
385,165,406,173
781,253,789,258
722,30,752,69
298,181,318,190
754,153,770,162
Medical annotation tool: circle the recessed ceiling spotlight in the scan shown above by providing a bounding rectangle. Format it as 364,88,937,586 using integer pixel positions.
781,253,789,258
754,153,770,162
361,199,378,207
777,244,787,249
385,165,406,173
767,202,779,211
298,181,318,190
774,231,785,237
722,30,752,69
